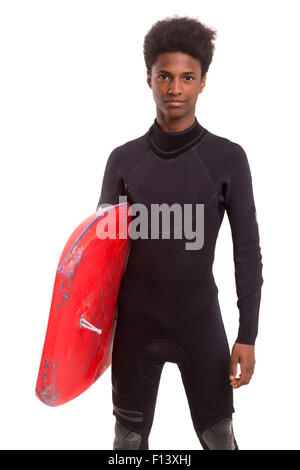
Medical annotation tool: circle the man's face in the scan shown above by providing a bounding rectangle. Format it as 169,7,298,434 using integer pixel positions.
147,52,206,119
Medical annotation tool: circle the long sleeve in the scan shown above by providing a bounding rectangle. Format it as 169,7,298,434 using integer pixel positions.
224,143,263,345
96,147,125,211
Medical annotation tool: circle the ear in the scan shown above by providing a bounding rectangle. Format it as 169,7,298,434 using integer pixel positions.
199,73,207,94
147,71,152,89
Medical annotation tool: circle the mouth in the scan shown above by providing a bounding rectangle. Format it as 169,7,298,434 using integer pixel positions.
165,100,185,107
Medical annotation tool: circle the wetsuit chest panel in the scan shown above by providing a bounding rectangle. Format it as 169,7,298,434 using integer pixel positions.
127,149,216,208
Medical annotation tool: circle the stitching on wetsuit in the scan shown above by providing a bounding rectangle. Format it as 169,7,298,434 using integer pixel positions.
197,413,234,435
122,150,153,204
192,146,218,198
113,407,144,423
192,146,222,224
138,337,189,383
113,416,144,436
126,149,153,181
114,404,143,416
147,129,209,162
149,136,200,158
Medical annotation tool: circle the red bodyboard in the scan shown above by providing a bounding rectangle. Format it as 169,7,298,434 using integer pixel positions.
35,203,131,406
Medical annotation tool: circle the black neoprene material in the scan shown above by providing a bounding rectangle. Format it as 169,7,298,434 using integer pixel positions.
96,116,263,447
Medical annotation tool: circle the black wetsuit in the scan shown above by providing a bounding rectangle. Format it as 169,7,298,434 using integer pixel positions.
96,117,263,449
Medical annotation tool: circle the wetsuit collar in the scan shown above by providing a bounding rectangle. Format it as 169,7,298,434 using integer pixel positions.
146,116,207,159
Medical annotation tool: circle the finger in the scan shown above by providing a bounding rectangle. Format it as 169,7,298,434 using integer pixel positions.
231,380,240,389
236,364,253,388
233,375,247,388
230,375,239,387
229,357,238,380
230,375,239,384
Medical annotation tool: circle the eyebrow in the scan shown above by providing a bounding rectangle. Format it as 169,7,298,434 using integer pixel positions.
158,70,196,75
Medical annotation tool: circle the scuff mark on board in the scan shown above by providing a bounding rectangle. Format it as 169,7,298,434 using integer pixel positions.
36,358,59,406
57,247,83,310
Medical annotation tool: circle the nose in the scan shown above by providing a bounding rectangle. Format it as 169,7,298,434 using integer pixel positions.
168,77,182,96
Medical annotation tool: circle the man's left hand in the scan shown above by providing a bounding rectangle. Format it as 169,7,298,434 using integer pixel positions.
229,343,256,389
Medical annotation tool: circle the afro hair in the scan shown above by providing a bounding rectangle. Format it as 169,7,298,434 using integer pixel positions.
143,15,217,78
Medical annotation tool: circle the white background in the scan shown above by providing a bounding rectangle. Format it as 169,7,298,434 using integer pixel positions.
1,0,299,450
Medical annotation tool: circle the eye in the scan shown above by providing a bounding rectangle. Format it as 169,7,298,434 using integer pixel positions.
159,74,168,80
184,75,193,81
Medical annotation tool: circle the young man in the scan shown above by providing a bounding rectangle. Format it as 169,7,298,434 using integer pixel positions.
96,16,263,450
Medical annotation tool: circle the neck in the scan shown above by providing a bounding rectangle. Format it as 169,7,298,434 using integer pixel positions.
146,115,207,159
155,111,196,133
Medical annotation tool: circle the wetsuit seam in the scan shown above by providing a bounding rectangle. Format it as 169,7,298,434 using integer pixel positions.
192,146,218,198
149,147,190,163
205,193,218,208
197,413,234,434
146,130,209,162
148,132,205,157
192,146,222,223
113,405,143,416
113,417,144,436
124,149,153,187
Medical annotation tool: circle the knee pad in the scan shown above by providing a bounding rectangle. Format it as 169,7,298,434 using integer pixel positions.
113,420,143,450
200,417,238,450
